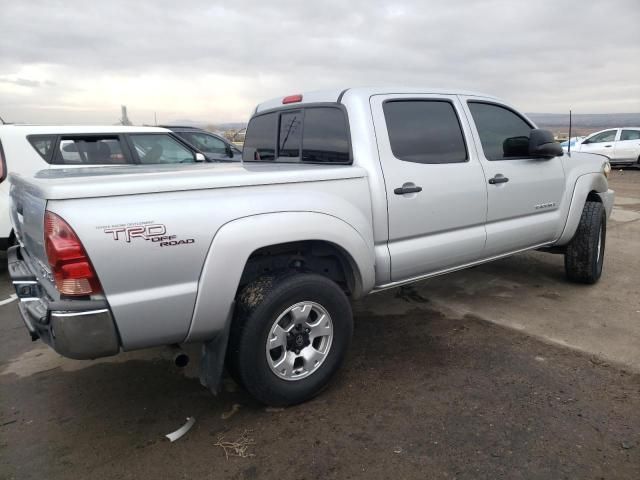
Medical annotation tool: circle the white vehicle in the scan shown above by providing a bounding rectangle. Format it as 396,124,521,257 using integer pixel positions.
0,125,205,249
571,128,640,165
560,136,585,152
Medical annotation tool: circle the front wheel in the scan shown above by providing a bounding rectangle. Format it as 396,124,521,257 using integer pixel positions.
227,273,353,406
564,201,606,284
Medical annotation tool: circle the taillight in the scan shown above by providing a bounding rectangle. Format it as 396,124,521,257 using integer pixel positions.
44,211,102,296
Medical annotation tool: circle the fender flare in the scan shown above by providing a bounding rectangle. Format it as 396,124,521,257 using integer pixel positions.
555,173,609,246
186,211,375,343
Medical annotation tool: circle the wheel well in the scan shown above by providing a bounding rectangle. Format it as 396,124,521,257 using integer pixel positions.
586,191,602,203
239,241,357,296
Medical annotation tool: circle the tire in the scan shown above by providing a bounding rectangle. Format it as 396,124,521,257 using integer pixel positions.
564,201,606,284
227,273,353,406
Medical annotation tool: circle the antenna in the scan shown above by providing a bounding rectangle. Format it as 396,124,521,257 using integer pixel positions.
568,109,572,155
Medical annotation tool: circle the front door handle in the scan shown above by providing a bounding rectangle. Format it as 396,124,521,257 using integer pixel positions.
394,184,422,195
488,175,509,185
604,145,612,148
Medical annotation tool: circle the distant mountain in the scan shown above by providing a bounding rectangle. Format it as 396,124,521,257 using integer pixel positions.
165,113,640,137
527,113,640,129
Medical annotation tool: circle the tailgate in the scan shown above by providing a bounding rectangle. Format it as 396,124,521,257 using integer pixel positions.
9,176,49,269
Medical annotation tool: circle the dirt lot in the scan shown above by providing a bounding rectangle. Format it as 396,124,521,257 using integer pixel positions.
1,170,639,479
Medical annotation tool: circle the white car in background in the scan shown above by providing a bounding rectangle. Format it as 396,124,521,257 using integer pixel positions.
560,136,585,152
571,128,640,165
0,125,205,249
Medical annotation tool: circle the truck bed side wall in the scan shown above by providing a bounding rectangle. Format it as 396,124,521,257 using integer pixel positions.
46,176,374,350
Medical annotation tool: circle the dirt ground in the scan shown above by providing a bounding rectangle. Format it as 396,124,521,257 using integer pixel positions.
0,169,639,479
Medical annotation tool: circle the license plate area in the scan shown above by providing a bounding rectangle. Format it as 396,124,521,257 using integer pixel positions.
13,281,41,300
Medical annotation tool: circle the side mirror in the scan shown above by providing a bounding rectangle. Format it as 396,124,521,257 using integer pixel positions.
195,152,206,162
225,145,234,158
529,129,563,158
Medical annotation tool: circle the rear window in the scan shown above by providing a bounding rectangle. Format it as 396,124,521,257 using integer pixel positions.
243,113,277,161
28,135,56,161
243,106,351,164
55,136,127,165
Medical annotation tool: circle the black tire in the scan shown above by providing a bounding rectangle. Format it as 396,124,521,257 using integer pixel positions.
227,273,353,406
564,201,606,284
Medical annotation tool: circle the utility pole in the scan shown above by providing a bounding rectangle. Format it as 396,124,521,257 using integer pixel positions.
120,105,132,126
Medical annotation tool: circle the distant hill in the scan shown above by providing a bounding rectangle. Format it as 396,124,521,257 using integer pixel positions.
527,113,640,136
167,113,640,138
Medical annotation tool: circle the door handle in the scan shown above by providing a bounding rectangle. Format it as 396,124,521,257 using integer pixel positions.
394,185,422,195
488,175,509,185
604,145,612,148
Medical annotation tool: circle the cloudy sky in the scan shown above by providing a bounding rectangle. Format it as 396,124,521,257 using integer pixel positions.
1,0,639,125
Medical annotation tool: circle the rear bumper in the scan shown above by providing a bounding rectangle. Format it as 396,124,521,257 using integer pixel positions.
8,245,120,360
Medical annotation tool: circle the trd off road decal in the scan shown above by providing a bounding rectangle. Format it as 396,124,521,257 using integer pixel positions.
98,222,195,247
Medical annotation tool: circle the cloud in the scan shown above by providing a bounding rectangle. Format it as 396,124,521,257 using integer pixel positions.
0,0,638,124
0,77,43,88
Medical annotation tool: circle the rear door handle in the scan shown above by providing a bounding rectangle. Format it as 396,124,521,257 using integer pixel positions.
488,175,509,185
394,185,422,195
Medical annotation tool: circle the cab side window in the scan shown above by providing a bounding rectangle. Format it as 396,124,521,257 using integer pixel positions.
468,102,533,160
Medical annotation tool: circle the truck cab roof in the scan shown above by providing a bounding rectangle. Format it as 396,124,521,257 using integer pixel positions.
255,87,501,113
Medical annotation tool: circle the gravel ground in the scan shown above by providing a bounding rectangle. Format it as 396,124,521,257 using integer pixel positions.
0,169,638,479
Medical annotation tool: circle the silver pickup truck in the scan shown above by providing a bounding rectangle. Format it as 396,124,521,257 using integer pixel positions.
7,88,614,406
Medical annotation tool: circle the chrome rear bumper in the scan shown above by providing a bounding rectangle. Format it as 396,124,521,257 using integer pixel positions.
8,245,120,360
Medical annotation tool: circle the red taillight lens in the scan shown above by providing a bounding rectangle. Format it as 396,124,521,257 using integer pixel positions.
282,94,303,104
44,211,102,296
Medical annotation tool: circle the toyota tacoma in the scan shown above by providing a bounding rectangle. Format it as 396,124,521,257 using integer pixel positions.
6,88,615,406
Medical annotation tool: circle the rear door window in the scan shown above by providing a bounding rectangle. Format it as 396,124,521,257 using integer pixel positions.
55,136,127,165
620,129,640,141
129,134,195,164
243,106,351,164
383,100,468,164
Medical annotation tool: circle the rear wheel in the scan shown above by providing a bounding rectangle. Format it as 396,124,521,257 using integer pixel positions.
227,273,353,406
564,201,606,284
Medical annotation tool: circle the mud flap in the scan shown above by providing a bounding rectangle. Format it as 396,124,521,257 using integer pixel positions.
199,302,234,395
